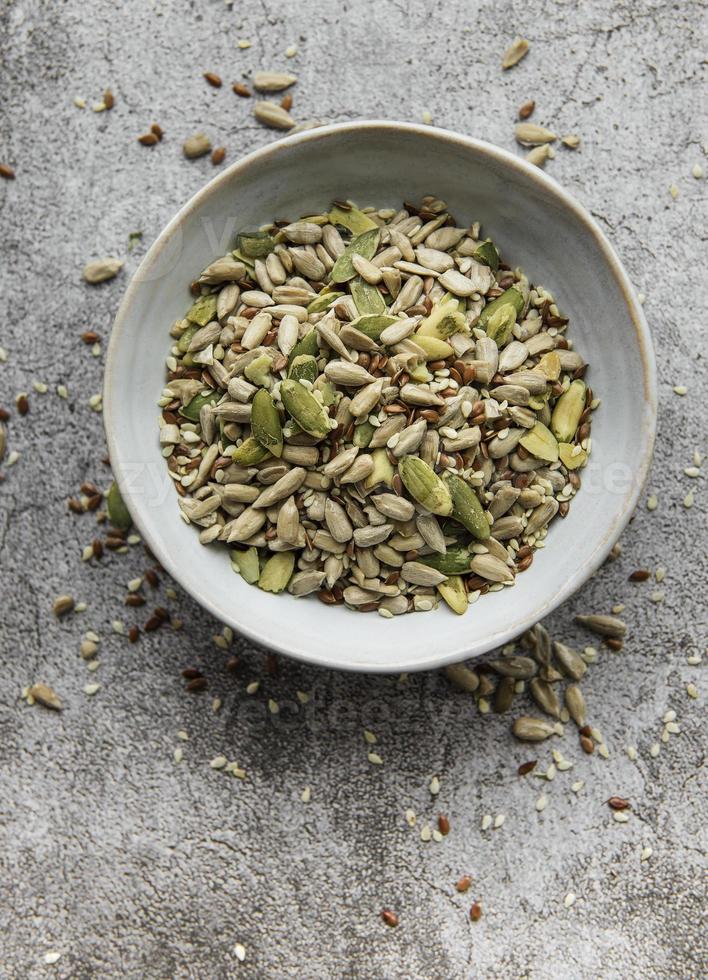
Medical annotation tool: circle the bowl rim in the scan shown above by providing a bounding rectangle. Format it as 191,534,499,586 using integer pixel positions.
104,119,657,673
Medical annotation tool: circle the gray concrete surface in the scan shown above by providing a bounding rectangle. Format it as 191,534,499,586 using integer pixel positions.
1,0,706,977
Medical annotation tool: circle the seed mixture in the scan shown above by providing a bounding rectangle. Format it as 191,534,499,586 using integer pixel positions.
157,196,595,616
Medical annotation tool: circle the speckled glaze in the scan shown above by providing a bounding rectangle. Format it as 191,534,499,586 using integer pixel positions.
104,121,656,673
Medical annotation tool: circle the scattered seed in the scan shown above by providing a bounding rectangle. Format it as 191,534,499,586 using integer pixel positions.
518,99,535,119
0,163,16,179
204,72,222,88
381,909,399,927
211,147,226,166
469,902,482,922
53,594,75,617
456,875,472,892
502,37,530,70
28,683,62,710
183,133,212,159
233,82,251,97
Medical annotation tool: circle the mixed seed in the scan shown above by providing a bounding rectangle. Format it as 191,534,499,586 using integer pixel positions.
158,196,595,615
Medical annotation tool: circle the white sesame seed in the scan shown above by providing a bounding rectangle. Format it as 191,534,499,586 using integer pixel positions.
234,943,246,962
368,752,383,765
246,681,259,695
691,163,704,179
210,756,227,770
626,745,638,761
646,493,658,510
174,747,183,763
571,781,584,793
429,775,441,795
563,892,576,908
44,952,62,965
481,814,492,831
535,794,548,812
363,730,377,744
420,824,432,842
493,814,505,829
683,490,694,509
649,742,660,758
686,683,699,699
422,110,433,125
301,786,311,803
177,730,189,741
672,385,687,396
640,846,653,861
613,810,630,823
83,683,101,696
405,809,416,827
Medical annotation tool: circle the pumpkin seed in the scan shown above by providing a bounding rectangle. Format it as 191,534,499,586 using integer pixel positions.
251,389,283,457
330,228,380,283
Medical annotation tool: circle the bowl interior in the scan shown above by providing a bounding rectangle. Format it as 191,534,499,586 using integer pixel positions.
105,122,655,672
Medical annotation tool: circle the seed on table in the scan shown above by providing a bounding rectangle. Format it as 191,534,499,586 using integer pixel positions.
128,625,140,643
0,163,16,179
438,814,450,835
53,595,75,617
469,902,482,922
580,735,594,754
138,132,159,146
502,36,530,69
203,71,222,88
381,909,399,927
183,133,212,159
517,760,537,776
28,683,62,710
575,614,627,638
518,99,535,119
455,875,472,893
629,569,650,581
607,797,630,811
151,123,164,139
211,147,226,166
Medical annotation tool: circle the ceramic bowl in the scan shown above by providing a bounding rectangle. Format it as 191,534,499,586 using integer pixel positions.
104,120,656,673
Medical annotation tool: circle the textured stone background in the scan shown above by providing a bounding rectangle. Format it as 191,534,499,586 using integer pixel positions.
0,0,706,977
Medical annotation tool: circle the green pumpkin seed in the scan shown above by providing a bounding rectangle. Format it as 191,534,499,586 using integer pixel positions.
107,481,132,531
519,421,559,463
177,324,199,353
307,290,344,314
477,286,524,329
398,456,453,516
444,473,490,540
420,548,474,574
288,354,319,384
236,231,276,258
437,575,468,615
351,277,386,314
258,552,295,593
473,240,500,271
251,389,283,457
349,313,398,340
353,420,375,447
551,380,587,442
484,302,517,347
231,436,271,464
231,546,261,584
186,292,218,326
328,204,378,234
180,389,220,422
330,228,380,284
280,379,332,439
287,328,319,365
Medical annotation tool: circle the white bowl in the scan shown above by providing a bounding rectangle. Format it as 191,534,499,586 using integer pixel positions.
105,121,656,673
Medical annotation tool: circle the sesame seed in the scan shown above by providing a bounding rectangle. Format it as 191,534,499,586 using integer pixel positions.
44,952,62,965
174,747,183,763
493,814,505,829
268,698,279,714
683,490,694,508
481,814,492,830
691,163,704,179
210,756,227,769
646,493,658,510
571,781,584,793
368,752,383,765
673,385,687,396
246,681,259,695
686,683,699,699
177,730,189,741
649,742,660,758
563,892,576,908
626,745,638,761
640,846,653,861
613,811,630,823
363,730,377,744
301,786,311,803
535,793,548,812
234,943,246,962
420,824,432,842
429,775,441,795
83,683,100,696
405,809,416,827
